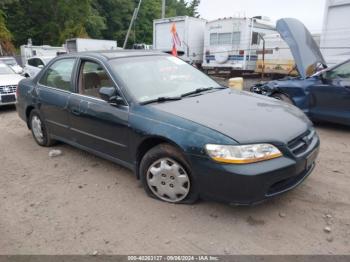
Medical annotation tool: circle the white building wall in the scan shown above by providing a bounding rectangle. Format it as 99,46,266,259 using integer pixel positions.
321,0,350,66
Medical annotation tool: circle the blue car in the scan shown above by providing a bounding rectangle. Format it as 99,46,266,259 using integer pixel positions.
252,18,350,126
16,50,319,205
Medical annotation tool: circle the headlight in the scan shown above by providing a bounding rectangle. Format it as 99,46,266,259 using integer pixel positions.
205,144,282,164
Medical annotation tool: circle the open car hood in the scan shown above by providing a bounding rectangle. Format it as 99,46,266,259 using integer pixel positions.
276,18,327,78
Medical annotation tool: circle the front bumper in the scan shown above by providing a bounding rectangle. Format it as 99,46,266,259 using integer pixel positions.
189,136,320,205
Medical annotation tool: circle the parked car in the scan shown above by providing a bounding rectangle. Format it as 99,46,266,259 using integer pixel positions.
0,63,24,106
251,18,350,126
17,50,320,205
0,56,23,74
23,56,54,78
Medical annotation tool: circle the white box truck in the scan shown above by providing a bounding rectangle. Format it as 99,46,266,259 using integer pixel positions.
153,16,206,66
321,0,350,66
66,38,119,53
20,44,66,66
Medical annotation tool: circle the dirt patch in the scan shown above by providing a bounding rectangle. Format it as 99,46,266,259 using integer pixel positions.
246,216,265,226
0,105,350,255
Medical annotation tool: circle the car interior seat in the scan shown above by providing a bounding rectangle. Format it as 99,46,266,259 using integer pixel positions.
83,72,101,98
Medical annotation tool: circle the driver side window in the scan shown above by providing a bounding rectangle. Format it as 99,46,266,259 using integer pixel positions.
78,60,114,98
325,61,350,80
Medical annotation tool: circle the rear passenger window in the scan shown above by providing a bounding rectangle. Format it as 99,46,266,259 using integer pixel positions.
39,59,75,91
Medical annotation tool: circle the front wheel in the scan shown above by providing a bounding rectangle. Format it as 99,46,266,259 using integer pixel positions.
29,110,55,147
140,144,199,204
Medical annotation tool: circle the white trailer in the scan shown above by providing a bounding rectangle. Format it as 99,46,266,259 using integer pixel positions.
321,0,350,66
255,33,321,76
202,16,276,73
153,16,206,65
66,38,119,53
20,43,66,66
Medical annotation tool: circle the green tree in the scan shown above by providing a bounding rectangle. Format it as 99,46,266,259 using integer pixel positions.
0,9,15,54
94,0,135,45
188,0,201,18
133,0,162,45
57,0,106,43
3,0,106,46
1,0,201,48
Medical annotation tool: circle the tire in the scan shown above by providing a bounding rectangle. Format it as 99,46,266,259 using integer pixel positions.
29,110,55,147
140,143,199,204
272,93,294,105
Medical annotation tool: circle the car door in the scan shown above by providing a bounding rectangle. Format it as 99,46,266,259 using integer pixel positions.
309,61,350,125
68,58,131,166
37,58,77,140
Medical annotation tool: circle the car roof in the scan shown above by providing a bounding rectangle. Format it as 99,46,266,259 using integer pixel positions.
62,50,167,60
29,56,55,60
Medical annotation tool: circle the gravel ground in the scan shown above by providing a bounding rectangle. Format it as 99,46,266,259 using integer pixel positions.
0,100,350,255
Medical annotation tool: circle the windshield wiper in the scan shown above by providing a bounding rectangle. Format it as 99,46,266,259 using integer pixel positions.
140,96,182,105
181,86,227,98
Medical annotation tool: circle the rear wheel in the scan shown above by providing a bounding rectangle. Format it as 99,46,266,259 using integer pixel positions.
140,144,199,204
29,110,55,147
272,93,294,105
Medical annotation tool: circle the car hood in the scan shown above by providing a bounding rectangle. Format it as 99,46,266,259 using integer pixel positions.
276,18,327,79
11,65,23,74
0,74,25,85
151,89,311,144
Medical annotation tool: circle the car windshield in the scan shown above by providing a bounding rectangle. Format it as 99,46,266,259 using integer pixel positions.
0,58,17,66
0,65,15,75
42,57,54,64
326,61,350,79
109,55,221,103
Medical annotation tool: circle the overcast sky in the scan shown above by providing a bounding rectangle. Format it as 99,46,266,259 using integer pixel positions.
198,0,327,33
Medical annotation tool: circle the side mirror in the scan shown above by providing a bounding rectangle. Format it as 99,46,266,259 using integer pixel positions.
38,65,44,69
99,87,125,106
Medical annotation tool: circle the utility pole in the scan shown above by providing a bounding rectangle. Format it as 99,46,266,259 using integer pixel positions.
123,0,142,49
162,0,166,18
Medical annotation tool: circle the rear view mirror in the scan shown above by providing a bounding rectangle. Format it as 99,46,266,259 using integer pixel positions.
99,87,125,106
